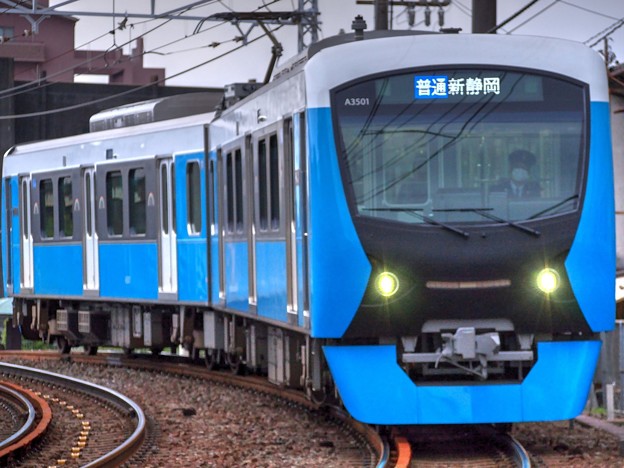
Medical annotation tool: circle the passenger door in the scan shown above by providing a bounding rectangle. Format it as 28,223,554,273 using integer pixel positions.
19,175,33,292
83,167,99,293
158,157,178,298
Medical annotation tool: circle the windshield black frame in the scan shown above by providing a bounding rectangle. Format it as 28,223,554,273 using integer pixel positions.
331,66,589,227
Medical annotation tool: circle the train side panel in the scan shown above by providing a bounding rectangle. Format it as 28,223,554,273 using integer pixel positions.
306,107,371,338
99,243,159,300
565,100,615,331
33,244,83,295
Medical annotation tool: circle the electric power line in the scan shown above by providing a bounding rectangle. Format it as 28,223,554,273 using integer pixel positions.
0,24,284,121
585,16,624,48
506,0,560,34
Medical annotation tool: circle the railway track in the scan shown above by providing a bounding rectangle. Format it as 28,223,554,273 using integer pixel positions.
0,361,145,466
390,424,531,467
0,350,386,466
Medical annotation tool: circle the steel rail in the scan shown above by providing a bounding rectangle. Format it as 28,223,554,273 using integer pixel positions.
0,362,146,467
0,351,388,467
500,433,532,468
0,383,36,450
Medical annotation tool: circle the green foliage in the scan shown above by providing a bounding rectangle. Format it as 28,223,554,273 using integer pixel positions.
1,317,8,349
21,339,54,351
590,407,607,417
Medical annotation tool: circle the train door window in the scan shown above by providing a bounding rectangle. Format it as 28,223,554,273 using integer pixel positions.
106,171,123,236
129,168,146,236
39,179,54,239
269,134,280,229
186,161,202,235
85,175,93,237
161,164,169,234
226,151,235,233
256,133,281,233
258,139,268,231
171,163,176,233
208,160,216,234
234,149,244,233
21,180,27,239
58,176,73,238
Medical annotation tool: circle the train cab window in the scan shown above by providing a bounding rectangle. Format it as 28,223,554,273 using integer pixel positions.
106,171,123,236
186,161,202,235
58,176,73,238
129,168,146,236
39,179,54,239
333,68,586,225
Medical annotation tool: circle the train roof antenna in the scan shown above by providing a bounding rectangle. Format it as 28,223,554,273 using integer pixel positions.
352,15,368,41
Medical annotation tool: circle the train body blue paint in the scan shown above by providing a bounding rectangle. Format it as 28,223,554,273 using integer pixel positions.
1,31,614,425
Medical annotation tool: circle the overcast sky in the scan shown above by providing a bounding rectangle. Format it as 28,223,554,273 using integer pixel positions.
56,0,624,88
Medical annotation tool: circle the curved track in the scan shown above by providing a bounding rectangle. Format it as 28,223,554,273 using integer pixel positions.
0,361,145,466
0,350,386,466
392,424,531,467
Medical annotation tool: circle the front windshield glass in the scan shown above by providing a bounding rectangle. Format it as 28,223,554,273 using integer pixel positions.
332,68,586,224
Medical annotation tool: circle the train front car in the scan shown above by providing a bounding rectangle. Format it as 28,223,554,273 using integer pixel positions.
306,34,614,424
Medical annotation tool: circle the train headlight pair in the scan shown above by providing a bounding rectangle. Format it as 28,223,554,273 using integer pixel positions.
375,271,400,298
536,268,560,294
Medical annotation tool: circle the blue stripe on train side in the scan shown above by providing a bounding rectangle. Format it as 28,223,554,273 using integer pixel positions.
307,107,371,338
565,101,615,332
324,341,600,424
224,240,249,312
34,244,83,296
177,239,208,302
256,239,287,322
99,243,158,299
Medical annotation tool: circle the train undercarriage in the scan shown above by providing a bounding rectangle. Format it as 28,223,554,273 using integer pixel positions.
12,298,333,402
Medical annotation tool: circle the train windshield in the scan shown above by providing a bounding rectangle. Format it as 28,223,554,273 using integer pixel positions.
332,68,586,225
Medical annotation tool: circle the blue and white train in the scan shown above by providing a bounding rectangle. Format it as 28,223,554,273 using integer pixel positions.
1,29,614,425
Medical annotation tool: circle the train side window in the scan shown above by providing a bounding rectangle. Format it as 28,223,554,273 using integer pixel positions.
186,161,202,235
106,171,123,236
234,149,244,233
40,179,54,239
269,134,280,230
58,176,73,238
258,139,268,231
129,168,146,236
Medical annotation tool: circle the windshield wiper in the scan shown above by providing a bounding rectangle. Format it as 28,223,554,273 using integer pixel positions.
434,208,540,237
527,194,579,220
364,208,470,239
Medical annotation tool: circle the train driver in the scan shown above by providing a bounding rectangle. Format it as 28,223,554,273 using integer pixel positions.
493,149,541,199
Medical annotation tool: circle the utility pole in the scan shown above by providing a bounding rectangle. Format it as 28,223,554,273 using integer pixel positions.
298,0,320,52
472,0,497,33
375,0,389,31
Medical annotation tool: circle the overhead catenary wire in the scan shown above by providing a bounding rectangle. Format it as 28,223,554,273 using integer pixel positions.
505,0,560,34
585,16,624,48
0,24,284,120
0,0,285,100
0,1,219,95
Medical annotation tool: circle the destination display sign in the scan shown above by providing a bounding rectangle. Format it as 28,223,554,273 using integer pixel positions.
414,75,502,99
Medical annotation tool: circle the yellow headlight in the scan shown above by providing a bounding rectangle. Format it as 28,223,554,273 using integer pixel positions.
376,272,399,297
537,268,560,294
